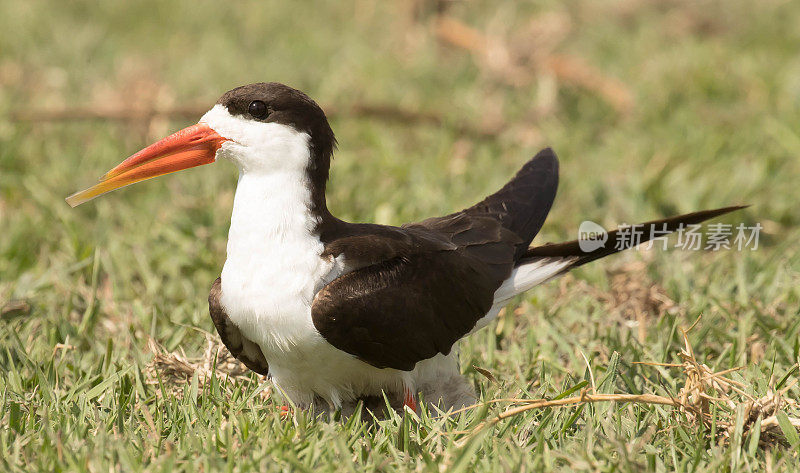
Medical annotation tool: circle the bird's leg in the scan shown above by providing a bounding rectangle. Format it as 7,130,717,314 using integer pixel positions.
402,386,418,413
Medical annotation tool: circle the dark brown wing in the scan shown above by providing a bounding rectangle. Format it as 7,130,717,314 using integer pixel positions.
312,233,513,371
459,148,559,259
208,278,269,376
311,151,560,371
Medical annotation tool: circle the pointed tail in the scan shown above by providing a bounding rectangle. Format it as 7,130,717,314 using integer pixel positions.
523,205,747,267
492,206,747,304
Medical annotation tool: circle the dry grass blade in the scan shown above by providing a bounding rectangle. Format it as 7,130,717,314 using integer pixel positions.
454,390,682,446
146,337,269,399
1,299,31,320
455,319,800,450
472,365,499,385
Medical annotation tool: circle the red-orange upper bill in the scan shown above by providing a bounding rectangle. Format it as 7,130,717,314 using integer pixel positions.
66,123,228,207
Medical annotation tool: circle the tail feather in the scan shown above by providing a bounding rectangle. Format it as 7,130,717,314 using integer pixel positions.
523,205,747,267
493,205,747,304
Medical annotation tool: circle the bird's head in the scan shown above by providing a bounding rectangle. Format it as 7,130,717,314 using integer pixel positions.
66,82,335,207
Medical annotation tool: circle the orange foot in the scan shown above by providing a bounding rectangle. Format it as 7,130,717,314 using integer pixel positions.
278,404,290,417
403,387,418,413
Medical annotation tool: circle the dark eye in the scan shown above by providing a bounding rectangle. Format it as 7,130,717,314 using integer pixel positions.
248,100,268,119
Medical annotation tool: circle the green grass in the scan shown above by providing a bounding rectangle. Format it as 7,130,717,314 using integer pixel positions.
2,0,800,471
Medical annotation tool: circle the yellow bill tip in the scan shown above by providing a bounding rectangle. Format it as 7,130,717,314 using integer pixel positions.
65,187,102,208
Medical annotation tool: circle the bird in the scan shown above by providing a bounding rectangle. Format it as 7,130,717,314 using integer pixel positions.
67,82,742,415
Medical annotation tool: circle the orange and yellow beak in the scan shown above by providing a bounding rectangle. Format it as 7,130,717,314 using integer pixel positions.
66,123,228,207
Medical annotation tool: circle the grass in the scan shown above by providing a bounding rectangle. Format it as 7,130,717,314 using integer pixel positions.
2,0,800,471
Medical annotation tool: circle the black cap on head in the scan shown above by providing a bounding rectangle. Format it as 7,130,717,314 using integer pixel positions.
217,82,336,159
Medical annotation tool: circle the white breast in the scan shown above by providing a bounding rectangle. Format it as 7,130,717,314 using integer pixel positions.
219,169,334,355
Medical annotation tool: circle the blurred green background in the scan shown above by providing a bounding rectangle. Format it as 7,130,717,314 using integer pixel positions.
1,1,799,471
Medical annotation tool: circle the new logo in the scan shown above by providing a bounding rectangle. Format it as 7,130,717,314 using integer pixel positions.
578,221,608,252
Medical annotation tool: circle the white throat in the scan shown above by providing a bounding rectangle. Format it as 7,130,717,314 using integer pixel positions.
220,167,325,301
224,169,322,271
